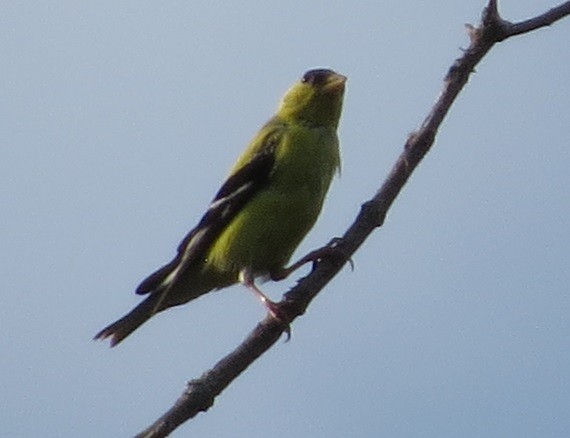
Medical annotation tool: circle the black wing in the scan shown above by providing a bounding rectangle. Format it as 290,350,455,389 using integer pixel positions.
136,131,280,295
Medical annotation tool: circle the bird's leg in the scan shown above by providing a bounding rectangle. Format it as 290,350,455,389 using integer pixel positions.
270,237,353,281
239,269,291,339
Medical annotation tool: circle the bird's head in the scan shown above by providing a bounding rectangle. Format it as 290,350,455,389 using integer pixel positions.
277,69,346,128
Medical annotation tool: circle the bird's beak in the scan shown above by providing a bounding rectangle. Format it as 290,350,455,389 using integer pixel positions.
324,73,347,92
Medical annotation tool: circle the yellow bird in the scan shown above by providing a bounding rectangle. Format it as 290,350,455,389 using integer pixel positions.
95,69,346,346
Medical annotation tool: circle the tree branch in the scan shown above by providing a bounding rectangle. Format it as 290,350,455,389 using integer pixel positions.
498,1,570,39
135,2,570,436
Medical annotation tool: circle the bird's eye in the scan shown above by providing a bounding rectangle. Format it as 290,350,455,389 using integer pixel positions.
302,68,335,86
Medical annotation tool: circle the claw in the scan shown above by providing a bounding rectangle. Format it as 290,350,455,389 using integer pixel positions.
326,237,354,271
271,237,353,281
263,300,292,341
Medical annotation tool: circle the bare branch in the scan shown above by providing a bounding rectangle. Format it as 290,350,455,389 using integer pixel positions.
501,1,570,39
135,2,570,437
134,321,283,438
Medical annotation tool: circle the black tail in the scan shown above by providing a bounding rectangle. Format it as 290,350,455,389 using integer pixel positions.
94,293,161,347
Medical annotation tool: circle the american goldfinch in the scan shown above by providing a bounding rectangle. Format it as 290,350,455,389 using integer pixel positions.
95,68,346,346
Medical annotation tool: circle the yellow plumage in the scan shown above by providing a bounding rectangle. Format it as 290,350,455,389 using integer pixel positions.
95,69,346,346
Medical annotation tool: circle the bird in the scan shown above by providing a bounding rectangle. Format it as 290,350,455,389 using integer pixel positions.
94,68,346,346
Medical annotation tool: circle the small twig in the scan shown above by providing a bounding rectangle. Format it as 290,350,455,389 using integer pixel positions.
134,2,570,437
500,1,570,39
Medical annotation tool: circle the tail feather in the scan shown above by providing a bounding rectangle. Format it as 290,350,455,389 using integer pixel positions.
94,294,161,347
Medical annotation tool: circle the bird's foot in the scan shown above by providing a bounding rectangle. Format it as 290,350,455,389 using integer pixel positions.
240,270,291,339
271,237,353,281
257,294,292,341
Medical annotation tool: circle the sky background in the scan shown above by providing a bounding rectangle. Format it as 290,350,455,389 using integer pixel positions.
2,1,569,437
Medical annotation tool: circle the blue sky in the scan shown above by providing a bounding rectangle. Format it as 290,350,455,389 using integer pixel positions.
2,1,569,437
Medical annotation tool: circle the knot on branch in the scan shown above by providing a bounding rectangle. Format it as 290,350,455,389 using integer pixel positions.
184,378,216,412
406,129,435,159
466,0,512,46
361,199,385,228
